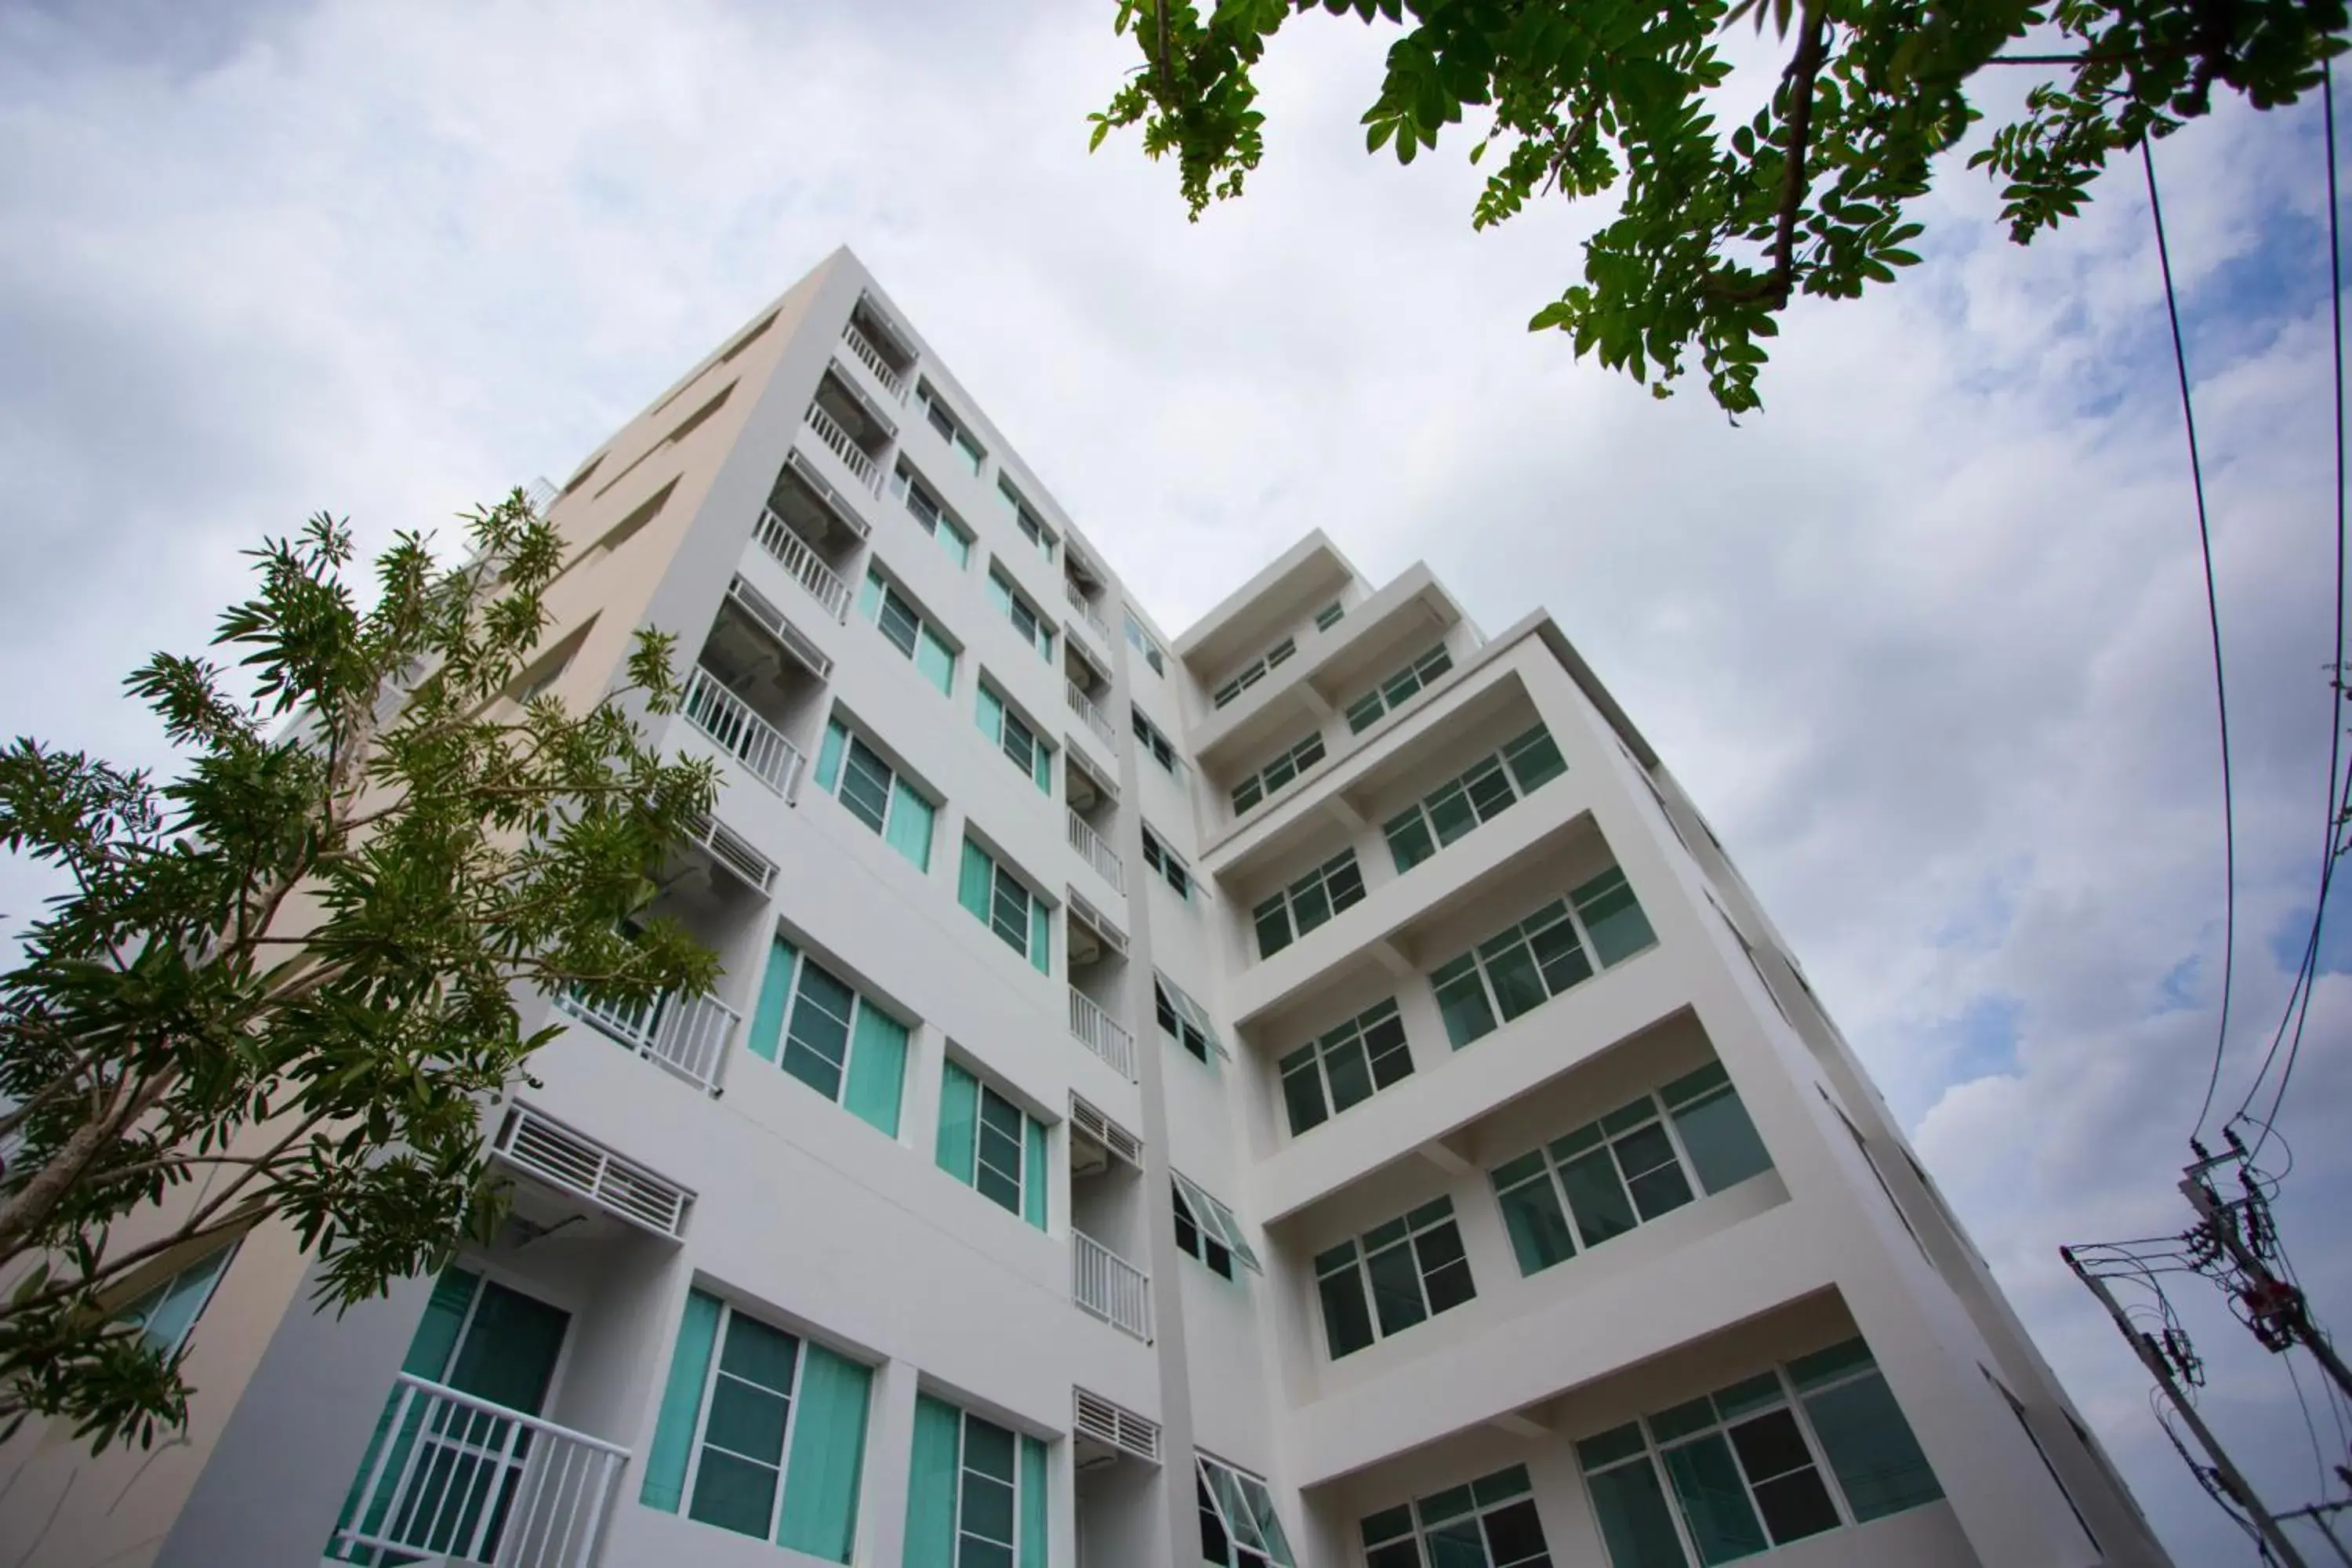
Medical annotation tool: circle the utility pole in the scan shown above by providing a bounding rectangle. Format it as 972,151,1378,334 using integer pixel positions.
2064,1248,2310,1567
2280,1498,2352,1568
2278,1501,2352,1568
2183,1132,2352,1406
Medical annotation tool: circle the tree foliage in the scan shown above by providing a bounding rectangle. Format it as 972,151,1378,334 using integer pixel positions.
0,493,717,1451
1092,0,2345,412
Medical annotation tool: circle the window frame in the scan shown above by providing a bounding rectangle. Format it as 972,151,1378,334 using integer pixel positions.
763,942,911,1112
118,1240,240,1359
893,462,975,569
1196,1451,1298,1568
1576,1339,1944,1568
986,567,1055,662
1312,1196,1475,1359
1990,1373,2102,1555
1153,972,1224,1061
1131,706,1182,777
816,717,937,870
1251,848,1367,959
961,838,1050,971
859,568,957,695
996,478,1056,561
1429,869,1657,1049
1490,1073,1756,1274
1359,1463,1552,1568
943,1069,1041,1221
1210,636,1298,710
976,682,1054,795
1172,1171,1262,1275
1277,997,1414,1136
1345,643,1455,733
1231,730,1328,816
1314,600,1346,632
1383,724,1569,873
915,380,985,474
681,1300,805,1541
1123,612,1166,675
945,1404,1033,1567
1139,825,1193,900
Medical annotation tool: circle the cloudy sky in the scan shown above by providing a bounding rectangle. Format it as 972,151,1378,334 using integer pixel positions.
3,0,2347,1559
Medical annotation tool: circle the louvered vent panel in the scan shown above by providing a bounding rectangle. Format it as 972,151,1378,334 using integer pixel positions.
1068,890,1129,956
496,1105,694,1239
1075,1388,1160,1463
1070,1095,1143,1170
690,811,778,894
726,576,834,681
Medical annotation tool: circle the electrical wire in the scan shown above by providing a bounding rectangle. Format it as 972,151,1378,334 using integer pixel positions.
2145,135,2243,1145
2158,1392,2272,1557
2274,1226,2352,1454
2243,56,2349,1165
2288,1351,2335,1501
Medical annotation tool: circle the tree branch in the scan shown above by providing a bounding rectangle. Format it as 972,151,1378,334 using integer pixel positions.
175,1105,336,1240
0,1066,176,1260
1709,4,1831,307
0,1032,120,1143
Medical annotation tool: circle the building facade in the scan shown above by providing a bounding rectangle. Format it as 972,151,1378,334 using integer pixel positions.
0,248,2170,1568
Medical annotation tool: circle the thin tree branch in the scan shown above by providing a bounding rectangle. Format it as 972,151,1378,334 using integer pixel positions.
0,1066,176,1258
175,1106,336,1239
2,1210,260,1318
0,1033,120,1142
1708,4,1831,307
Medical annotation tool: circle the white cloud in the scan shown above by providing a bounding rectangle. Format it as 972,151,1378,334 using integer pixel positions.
2,2,2346,1559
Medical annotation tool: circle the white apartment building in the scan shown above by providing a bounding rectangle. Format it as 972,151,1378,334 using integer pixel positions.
0,248,2172,1568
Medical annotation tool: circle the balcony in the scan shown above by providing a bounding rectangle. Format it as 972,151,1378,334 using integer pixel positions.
683,664,806,797
804,399,881,494
770,446,869,548
328,1373,629,1568
1065,739,1118,811
1065,579,1111,643
753,507,851,624
1068,680,1118,753
845,294,917,398
1069,987,1136,1080
1068,808,1124,893
1067,890,1129,972
1073,1230,1152,1342
557,986,740,1096
841,319,907,401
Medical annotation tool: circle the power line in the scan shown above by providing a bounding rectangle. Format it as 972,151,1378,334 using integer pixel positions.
2144,135,2243,1145
2288,1352,2335,1501
2241,57,2349,1163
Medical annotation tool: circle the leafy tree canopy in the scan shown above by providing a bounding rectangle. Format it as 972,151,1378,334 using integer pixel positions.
0,494,716,1451
1093,0,2345,412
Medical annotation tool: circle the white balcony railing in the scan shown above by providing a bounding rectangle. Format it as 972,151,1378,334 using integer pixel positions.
329,1373,629,1568
558,986,740,1095
1067,808,1124,893
683,666,805,798
1064,580,1111,641
1073,1230,1152,1343
805,401,882,495
841,321,907,401
1068,681,1118,753
1068,988,1135,1080
753,507,851,623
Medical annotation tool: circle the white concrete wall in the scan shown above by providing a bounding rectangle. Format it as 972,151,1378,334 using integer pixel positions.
4,247,2170,1568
